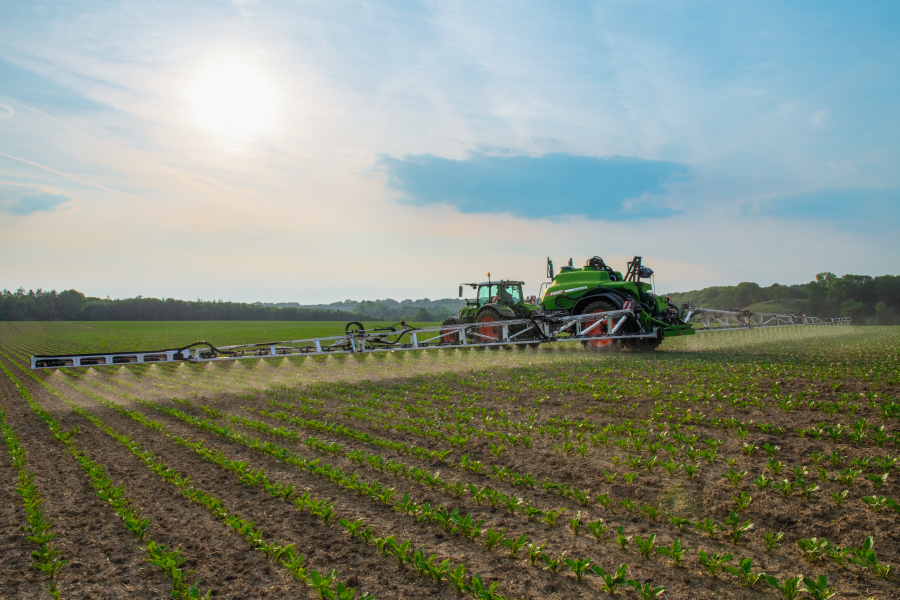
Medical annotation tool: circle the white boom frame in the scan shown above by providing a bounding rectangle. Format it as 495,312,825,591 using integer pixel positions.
683,307,850,331
30,308,850,369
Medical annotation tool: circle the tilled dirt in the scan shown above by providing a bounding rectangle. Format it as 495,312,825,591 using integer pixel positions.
2,339,899,600
0,370,172,599
57,366,899,600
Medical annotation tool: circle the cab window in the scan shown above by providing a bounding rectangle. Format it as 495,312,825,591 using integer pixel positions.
499,285,522,304
477,285,491,305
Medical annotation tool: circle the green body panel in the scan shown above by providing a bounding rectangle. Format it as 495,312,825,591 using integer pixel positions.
539,261,694,338
659,324,695,337
541,267,647,310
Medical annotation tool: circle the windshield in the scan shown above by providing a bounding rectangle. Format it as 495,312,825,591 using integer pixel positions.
478,284,522,305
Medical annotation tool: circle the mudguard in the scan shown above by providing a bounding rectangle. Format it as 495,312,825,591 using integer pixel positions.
571,289,633,314
480,303,517,318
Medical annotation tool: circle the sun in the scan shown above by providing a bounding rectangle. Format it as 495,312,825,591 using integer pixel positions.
191,61,277,136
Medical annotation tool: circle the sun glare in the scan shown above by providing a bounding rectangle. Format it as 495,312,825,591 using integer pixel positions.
191,61,277,136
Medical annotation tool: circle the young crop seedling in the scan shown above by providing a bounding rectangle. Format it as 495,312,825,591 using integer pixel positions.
796,537,830,562
802,574,836,600
724,557,766,588
733,491,752,511
831,489,849,506
635,534,656,559
543,508,566,527
484,528,507,550
850,536,892,578
527,541,547,566
722,468,747,487
763,574,805,600
696,518,719,538
641,503,661,521
753,474,771,490
867,472,888,490
564,557,592,582
772,479,794,498
764,531,784,551
587,519,612,544
796,479,820,501
826,544,851,568
501,534,528,557
628,580,666,600
541,551,567,574
656,538,689,566
590,563,629,594
568,511,583,535
615,526,632,550
724,511,753,544
861,495,887,513
698,550,732,578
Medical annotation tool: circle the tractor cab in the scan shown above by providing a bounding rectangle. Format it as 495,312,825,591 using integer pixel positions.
454,277,536,323
459,280,525,308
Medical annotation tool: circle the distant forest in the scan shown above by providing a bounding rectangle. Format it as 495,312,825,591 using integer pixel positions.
0,290,381,322
3,271,897,323
667,272,899,324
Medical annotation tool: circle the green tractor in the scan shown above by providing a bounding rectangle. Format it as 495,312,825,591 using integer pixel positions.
540,255,694,351
440,275,541,345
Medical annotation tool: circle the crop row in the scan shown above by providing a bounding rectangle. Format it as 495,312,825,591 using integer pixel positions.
0,361,212,599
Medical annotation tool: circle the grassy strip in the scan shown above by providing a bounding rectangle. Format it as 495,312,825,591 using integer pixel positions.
0,397,67,598
0,361,213,600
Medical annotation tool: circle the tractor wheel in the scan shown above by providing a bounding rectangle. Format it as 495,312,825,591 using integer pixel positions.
474,307,505,346
580,300,625,352
439,317,464,345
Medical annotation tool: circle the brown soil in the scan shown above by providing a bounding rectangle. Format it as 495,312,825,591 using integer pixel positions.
2,336,899,600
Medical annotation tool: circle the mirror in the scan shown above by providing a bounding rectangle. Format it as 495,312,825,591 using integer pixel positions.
459,285,463,297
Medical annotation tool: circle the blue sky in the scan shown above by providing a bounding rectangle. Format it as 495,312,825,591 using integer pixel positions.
1,1,898,302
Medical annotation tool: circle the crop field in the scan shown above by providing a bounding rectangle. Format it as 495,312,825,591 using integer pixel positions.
0,321,898,600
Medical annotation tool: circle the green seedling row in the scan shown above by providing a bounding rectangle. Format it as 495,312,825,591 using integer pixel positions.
0,394,67,598
0,361,212,600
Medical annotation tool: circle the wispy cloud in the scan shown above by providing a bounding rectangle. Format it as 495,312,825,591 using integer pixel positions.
745,186,900,230
377,152,688,221
0,183,72,215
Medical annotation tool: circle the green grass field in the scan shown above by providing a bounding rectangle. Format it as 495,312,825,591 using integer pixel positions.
3,320,440,356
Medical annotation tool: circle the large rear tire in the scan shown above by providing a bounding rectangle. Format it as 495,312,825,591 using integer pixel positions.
473,307,505,346
580,300,625,352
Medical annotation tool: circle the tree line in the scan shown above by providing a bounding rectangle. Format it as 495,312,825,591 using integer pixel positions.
0,289,378,322
4,271,898,324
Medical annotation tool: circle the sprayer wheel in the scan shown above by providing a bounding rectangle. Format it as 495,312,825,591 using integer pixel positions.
439,317,464,345
580,300,624,352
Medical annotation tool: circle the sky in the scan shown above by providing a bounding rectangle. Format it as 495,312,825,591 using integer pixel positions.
1,0,898,303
